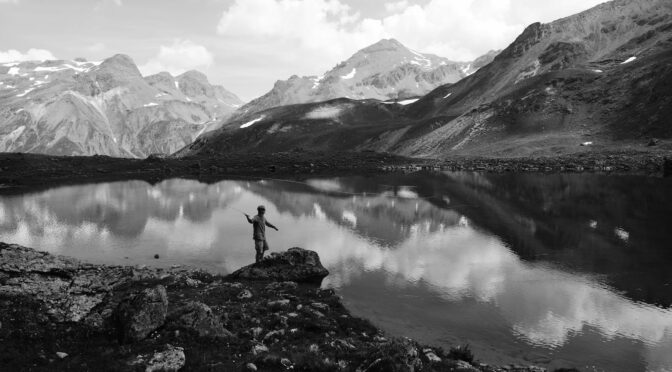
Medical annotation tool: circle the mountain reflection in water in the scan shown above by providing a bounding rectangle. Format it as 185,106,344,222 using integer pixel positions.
1,173,671,372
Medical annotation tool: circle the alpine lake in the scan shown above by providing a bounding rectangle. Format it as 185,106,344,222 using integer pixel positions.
1,172,671,372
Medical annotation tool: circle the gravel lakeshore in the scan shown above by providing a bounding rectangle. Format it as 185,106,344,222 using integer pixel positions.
0,242,550,372
0,150,670,193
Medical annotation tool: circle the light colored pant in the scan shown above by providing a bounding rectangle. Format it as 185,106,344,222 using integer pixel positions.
254,239,269,262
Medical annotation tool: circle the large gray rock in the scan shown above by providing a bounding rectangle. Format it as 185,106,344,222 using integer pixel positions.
168,301,233,339
228,248,329,283
115,285,168,343
0,243,117,322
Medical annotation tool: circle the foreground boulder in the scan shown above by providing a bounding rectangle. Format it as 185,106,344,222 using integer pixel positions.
0,243,117,322
228,248,329,283
115,285,169,343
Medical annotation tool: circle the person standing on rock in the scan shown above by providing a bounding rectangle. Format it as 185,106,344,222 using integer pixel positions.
245,205,279,263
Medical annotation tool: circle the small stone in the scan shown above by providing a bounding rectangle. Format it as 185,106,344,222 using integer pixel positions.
154,254,160,259
251,327,263,339
309,344,319,353
425,352,441,363
237,289,253,300
246,363,258,371
56,352,68,359
263,329,285,341
311,302,329,311
143,344,185,372
252,344,269,355
184,278,201,287
268,299,291,310
280,358,292,368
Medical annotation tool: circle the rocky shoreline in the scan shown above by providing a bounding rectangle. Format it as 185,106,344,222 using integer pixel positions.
0,242,550,372
1,150,670,193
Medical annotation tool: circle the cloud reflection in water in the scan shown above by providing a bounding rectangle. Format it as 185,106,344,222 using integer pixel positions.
1,177,671,371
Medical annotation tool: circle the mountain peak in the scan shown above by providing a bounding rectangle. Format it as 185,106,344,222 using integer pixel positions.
101,54,137,69
178,70,209,84
360,38,408,54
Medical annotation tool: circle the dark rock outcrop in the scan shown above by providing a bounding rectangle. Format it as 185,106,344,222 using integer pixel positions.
167,301,233,339
115,285,169,343
0,242,546,371
228,247,329,283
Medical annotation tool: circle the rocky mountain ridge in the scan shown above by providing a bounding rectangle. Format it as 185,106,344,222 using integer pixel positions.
0,55,242,157
231,39,498,120
184,0,672,159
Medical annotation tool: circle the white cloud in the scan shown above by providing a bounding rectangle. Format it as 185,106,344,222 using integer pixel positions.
0,48,56,63
215,0,606,98
87,42,107,53
216,0,387,86
385,0,409,13
138,39,214,77
0,0,19,3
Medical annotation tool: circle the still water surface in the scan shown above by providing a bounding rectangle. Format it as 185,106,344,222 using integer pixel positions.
1,173,671,371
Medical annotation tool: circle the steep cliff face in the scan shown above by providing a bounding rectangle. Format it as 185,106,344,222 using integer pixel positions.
181,0,672,159
0,55,243,157
231,39,497,120
393,0,672,157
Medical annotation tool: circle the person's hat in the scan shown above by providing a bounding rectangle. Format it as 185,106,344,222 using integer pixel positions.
257,205,266,211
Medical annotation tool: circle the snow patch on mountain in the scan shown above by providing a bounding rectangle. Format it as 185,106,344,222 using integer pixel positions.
312,75,324,89
409,49,432,67
240,116,264,128
621,56,637,64
341,68,356,80
398,98,419,105
34,62,98,73
16,88,34,97
305,105,349,120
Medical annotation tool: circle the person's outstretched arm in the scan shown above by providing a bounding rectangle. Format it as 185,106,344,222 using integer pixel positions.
245,214,253,223
265,220,279,231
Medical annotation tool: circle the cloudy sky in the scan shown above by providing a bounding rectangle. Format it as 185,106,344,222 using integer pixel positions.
0,0,605,100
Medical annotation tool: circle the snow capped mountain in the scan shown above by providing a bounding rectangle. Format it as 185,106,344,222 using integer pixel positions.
232,39,498,119
0,55,242,157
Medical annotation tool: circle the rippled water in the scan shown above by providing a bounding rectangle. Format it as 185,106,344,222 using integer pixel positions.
1,173,671,371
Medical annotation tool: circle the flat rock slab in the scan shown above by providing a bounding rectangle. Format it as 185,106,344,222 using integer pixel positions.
228,248,329,283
